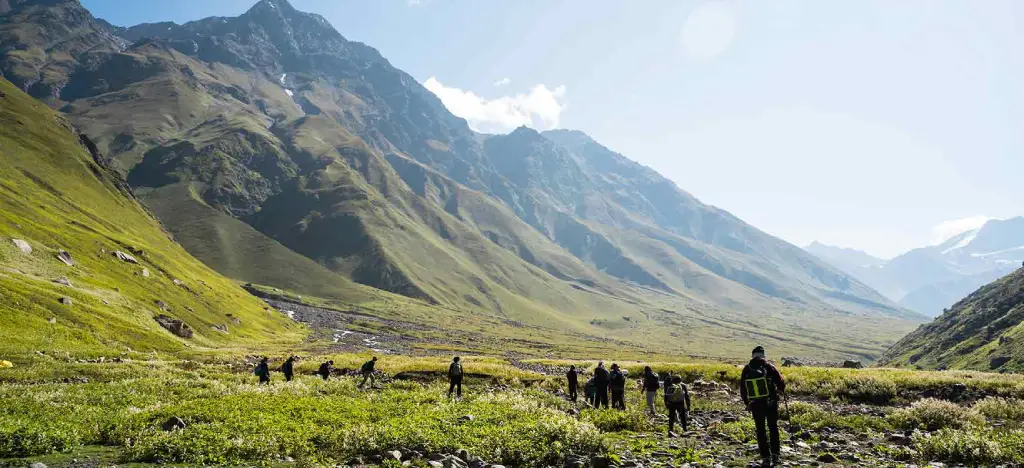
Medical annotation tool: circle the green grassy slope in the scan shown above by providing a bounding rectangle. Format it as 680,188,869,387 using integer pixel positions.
879,267,1024,372
0,78,304,357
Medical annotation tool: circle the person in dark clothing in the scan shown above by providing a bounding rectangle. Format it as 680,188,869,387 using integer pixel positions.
566,365,579,402
584,377,597,407
448,356,463,398
642,366,660,415
280,356,296,382
358,356,378,389
664,375,691,436
609,363,627,410
255,357,270,385
593,362,610,409
740,345,787,467
318,360,334,381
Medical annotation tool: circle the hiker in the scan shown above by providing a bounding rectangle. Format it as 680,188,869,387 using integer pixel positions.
255,357,270,385
664,375,691,436
593,361,609,409
280,356,296,382
566,365,579,402
318,360,333,381
584,376,597,407
741,345,787,467
358,356,378,388
609,363,627,410
642,366,660,415
448,356,463,398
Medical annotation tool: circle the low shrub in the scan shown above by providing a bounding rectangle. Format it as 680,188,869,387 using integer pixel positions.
913,428,1024,465
889,398,984,431
974,397,1024,423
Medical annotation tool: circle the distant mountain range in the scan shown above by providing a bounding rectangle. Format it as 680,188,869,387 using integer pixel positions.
807,217,1024,316
0,0,923,359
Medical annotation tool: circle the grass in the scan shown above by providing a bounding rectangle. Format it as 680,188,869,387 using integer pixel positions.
0,77,304,359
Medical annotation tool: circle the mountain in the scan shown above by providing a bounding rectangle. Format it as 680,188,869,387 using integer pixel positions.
806,218,1024,317
0,77,303,355
0,0,923,360
878,265,1024,372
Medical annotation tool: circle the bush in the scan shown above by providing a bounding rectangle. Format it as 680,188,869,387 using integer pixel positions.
889,398,984,431
913,428,1024,465
974,397,1024,423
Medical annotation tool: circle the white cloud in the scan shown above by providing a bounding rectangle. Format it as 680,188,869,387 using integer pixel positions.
931,215,993,244
493,77,511,87
407,0,424,6
423,77,567,133
680,2,737,60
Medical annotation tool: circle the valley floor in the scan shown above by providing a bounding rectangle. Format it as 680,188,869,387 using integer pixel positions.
3,355,1024,468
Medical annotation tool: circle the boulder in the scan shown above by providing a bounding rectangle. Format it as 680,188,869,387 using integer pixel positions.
59,296,72,306
842,360,863,369
28,463,47,468
212,324,229,334
12,239,32,254
54,277,72,287
155,315,194,338
782,358,802,367
817,453,838,463
141,268,150,278
48,317,56,324
113,250,138,264
459,414,475,422
385,450,402,461
161,416,186,431
56,250,73,266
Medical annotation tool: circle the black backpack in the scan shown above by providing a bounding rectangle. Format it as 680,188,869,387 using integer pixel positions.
610,370,626,387
643,373,659,390
744,362,773,400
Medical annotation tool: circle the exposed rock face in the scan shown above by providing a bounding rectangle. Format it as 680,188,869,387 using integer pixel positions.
56,250,73,266
12,238,32,254
113,250,139,264
154,314,194,338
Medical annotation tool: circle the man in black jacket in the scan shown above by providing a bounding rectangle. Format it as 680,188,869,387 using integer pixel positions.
609,363,627,410
255,357,270,385
566,365,579,402
593,362,609,409
358,356,378,389
741,346,787,467
318,360,333,381
280,356,296,382
448,356,463,398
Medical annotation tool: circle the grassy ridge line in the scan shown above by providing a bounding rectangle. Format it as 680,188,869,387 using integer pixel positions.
0,78,304,357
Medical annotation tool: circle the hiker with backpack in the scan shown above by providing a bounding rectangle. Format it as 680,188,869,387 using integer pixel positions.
358,356,378,389
609,363,627,410
592,362,610,409
255,357,270,385
280,356,296,382
566,365,579,402
641,366,660,415
448,356,463,398
664,375,691,436
584,376,597,407
318,360,334,381
741,345,787,467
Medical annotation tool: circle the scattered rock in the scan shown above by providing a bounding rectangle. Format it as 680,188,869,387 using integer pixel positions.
54,277,72,287
12,239,32,254
459,414,475,422
59,296,72,306
591,455,611,468
161,416,186,431
141,268,150,278
456,449,470,461
817,453,838,463
212,324,229,334
385,450,403,461
48,317,56,325
154,315,194,339
56,250,73,266
155,300,171,311
838,452,860,462
29,463,47,468
113,250,138,264
842,360,863,369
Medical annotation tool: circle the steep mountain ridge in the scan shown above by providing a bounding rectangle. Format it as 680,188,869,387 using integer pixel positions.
879,266,1024,371
0,0,922,359
808,217,1024,316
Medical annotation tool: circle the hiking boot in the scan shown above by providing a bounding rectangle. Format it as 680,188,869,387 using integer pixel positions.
772,454,781,466
761,458,772,468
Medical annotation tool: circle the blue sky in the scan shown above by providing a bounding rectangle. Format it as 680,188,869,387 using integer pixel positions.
82,0,1024,258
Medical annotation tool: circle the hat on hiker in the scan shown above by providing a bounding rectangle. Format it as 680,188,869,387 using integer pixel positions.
752,346,765,358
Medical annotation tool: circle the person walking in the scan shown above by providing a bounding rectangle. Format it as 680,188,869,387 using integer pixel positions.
255,357,270,385
318,360,333,381
448,356,463,398
593,362,609,409
642,366,660,415
358,356,378,389
664,375,691,436
741,345,787,467
566,365,579,402
280,356,296,382
609,363,627,410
